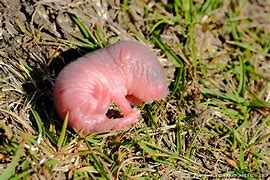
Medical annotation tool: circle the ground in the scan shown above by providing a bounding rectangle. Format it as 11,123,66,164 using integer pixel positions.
0,0,270,179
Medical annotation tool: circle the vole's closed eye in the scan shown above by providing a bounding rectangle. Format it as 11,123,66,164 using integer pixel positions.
150,69,159,79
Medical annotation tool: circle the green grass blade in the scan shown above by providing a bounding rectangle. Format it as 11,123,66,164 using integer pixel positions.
140,140,177,156
137,141,157,154
75,166,98,174
84,136,102,145
94,25,106,48
15,19,26,34
91,154,109,179
245,64,270,82
44,130,58,146
30,109,57,145
200,0,216,13
187,0,193,23
249,100,270,108
176,115,184,155
174,0,184,11
150,20,170,35
57,112,69,149
239,137,246,171
10,170,32,180
185,128,200,158
250,151,270,167
68,13,97,44
61,39,96,49
226,41,263,55
237,57,245,95
252,132,270,146
71,33,96,46
169,67,186,97
44,159,62,169
31,109,45,135
201,88,246,104
144,104,158,128
151,32,184,67
0,143,23,179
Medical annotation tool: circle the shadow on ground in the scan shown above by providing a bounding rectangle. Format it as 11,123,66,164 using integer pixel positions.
22,48,91,134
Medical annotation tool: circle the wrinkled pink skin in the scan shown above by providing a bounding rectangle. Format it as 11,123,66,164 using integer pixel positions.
53,41,168,134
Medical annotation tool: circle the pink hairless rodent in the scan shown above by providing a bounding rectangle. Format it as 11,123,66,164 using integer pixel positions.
53,41,168,134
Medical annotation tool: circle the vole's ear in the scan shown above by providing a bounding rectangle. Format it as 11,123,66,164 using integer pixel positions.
119,47,132,64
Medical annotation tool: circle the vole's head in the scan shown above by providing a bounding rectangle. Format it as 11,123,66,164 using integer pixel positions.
135,61,169,103
126,48,169,104
108,40,169,104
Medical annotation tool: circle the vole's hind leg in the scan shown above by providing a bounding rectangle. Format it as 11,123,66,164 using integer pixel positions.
111,94,133,115
92,116,119,133
110,94,141,130
93,109,141,132
92,92,141,133
112,109,141,130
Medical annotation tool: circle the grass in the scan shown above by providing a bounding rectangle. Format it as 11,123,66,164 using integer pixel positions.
0,0,270,179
